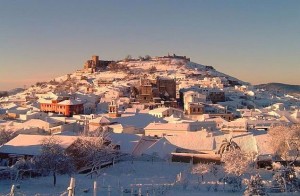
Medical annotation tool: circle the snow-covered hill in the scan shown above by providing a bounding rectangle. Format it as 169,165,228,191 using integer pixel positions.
12,57,247,98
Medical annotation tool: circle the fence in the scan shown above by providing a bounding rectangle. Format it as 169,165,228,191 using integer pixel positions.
4,171,206,196
7,177,297,196
63,177,175,196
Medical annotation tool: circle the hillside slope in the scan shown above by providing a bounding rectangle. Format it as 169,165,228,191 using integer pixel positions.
255,83,300,94
16,57,247,96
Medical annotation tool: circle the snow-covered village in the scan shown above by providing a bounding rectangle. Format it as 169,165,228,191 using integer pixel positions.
0,54,299,195
1,1,300,196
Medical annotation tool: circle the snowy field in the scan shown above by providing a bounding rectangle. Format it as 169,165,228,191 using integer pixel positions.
1,161,299,195
0,160,239,196
1,161,186,196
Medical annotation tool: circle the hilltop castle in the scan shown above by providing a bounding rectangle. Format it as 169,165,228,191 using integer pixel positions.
83,55,114,73
161,53,190,61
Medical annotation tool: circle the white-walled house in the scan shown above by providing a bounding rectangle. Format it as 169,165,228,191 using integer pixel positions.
199,77,224,88
19,111,48,121
144,122,194,137
204,116,228,129
271,103,285,111
35,92,59,100
221,118,248,132
143,120,216,137
6,107,31,119
107,124,141,134
148,107,184,118
104,89,122,99
6,117,81,135
183,91,206,113
88,116,112,131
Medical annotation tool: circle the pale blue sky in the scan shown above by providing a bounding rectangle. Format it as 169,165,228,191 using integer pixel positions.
0,0,300,90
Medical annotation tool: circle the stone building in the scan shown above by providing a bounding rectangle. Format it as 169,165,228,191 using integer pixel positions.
83,55,114,72
138,77,155,103
161,53,191,62
186,102,205,115
137,76,177,105
208,91,225,104
157,76,176,99
207,113,234,122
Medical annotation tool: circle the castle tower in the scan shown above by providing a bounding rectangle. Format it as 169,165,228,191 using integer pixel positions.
92,55,99,68
108,99,119,118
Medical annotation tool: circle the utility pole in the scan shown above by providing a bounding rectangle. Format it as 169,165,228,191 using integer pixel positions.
83,117,89,136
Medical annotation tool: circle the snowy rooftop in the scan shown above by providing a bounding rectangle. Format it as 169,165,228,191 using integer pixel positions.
254,133,275,155
148,107,170,114
89,116,111,124
164,131,216,152
144,122,191,131
0,134,79,156
107,133,142,154
58,99,83,105
111,113,167,129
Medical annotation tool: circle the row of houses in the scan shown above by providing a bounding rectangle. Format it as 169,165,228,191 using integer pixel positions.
0,127,283,167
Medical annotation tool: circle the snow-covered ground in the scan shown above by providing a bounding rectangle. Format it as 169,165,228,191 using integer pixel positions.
2,160,297,195
0,161,299,196
0,160,236,195
0,161,186,195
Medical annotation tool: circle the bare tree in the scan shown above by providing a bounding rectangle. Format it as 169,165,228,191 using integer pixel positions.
149,66,157,73
221,149,251,192
268,125,300,163
221,149,250,177
124,55,132,62
244,174,267,196
49,79,59,85
138,56,142,60
35,82,47,87
34,137,75,186
11,157,35,181
68,132,120,177
191,163,210,184
0,128,16,145
144,55,151,60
